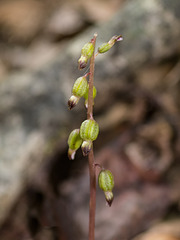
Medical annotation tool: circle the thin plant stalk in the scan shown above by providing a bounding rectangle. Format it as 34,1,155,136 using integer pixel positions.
67,32,120,239
87,33,97,240
87,33,97,120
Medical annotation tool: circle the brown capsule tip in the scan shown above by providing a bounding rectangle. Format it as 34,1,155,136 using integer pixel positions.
105,191,114,207
78,56,88,70
81,140,92,156
78,62,87,70
68,100,75,110
68,95,79,110
106,198,113,207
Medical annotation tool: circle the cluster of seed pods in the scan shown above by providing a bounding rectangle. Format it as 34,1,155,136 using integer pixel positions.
67,35,122,206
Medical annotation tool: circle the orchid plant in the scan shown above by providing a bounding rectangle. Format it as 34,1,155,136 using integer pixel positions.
67,33,123,240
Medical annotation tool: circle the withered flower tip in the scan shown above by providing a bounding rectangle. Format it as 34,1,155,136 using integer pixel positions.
81,140,92,156
68,95,79,110
104,191,114,207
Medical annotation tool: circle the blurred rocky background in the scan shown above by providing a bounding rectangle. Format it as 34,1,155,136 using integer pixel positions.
0,0,180,239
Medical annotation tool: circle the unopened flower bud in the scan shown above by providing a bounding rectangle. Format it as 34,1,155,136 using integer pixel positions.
72,76,88,98
81,140,92,156
68,95,80,110
78,42,94,69
98,170,114,206
80,119,99,142
98,35,123,54
68,129,83,160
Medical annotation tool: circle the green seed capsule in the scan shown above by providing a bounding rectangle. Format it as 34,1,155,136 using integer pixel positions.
68,129,83,150
80,119,99,141
78,42,94,69
98,170,114,192
98,170,114,207
83,86,97,100
83,85,97,108
81,42,94,59
72,76,88,98
98,43,112,53
68,129,83,160
98,35,123,54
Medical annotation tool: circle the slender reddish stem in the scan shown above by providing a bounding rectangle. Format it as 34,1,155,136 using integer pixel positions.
88,147,96,240
87,33,97,240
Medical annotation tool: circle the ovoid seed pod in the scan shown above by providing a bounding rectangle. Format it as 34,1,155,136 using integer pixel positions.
98,43,112,54
68,129,82,150
78,42,94,69
68,129,83,160
98,170,114,192
98,169,114,206
80,119,99,141
72,76,88,98
83,86,97,100
83,86,97,108
68,76,88,109
81,42,94,59
98,35,123,54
